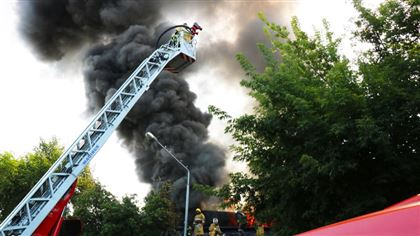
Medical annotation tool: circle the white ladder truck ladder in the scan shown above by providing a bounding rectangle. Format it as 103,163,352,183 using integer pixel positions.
0,23,201,236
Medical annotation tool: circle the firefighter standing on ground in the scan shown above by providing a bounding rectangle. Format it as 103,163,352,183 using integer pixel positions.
235,210,246,236
255,221,265,236
209,218,223,236
193,208,205,236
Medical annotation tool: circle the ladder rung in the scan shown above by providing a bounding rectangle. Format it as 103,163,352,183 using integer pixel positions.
134,76,146,80
91,128,106,133
51,173,70,177
121,92,135,96
72,150,88,154
30,198,49,202
161,45,177,51
3,225,26,231
105,109,121,114
148,62,160,66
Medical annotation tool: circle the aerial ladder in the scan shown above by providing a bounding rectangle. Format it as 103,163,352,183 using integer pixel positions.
0,23,202,236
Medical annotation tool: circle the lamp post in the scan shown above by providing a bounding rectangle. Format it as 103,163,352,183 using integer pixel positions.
145,132,190,236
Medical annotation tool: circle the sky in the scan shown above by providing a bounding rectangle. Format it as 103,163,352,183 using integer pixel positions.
0,0,383,202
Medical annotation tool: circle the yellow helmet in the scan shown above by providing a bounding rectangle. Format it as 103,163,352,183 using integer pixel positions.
195,208,201,213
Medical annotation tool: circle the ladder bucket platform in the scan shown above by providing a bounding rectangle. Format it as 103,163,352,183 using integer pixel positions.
164,30,197,73
164,53,196,73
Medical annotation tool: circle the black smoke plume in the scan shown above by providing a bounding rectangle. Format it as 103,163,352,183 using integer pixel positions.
18,0,162,60
17,1,296,208
83,25,226,207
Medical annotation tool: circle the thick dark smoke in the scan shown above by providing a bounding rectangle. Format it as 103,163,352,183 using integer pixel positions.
192,2,294,83
17,1,296,208
18,0,162,60
84,26,225,207
199,19,271,84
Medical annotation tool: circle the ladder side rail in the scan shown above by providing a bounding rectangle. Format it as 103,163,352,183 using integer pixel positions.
1,47,157,222
0,50,157,233
1,46,178,235
0,43,181,235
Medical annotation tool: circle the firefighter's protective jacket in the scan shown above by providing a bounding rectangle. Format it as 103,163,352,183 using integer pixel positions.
209,223,222,236
193,212,205,235
256,225,265,236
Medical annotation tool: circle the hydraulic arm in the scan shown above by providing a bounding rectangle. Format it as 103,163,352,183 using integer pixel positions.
0,23,201,236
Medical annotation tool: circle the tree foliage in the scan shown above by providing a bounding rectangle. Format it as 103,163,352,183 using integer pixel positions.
0,139,63,221
139,182,180,236
71,179,145,236
0,140,180,235
209,0,419,234
72,180,179,236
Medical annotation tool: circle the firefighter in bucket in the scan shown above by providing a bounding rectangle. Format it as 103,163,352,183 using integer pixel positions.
169,22,202,47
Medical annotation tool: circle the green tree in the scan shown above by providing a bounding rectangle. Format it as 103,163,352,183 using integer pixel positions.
0,139,63,221
0,140,180,235
71,176,181,236
71,179,144,236
102,196,145,235
0,140,144,236
209,0,419,234
0,151,19,220
139,182,180,236
71,173,179,236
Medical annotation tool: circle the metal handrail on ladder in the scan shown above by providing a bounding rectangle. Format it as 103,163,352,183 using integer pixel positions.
0,30,198,236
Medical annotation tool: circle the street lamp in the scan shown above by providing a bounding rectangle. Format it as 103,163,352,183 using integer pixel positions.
145,132,190,236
